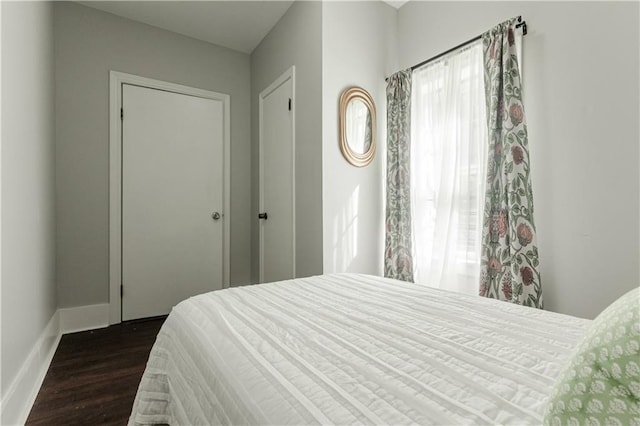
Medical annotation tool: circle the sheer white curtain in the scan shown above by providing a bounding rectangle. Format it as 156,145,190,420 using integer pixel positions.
410,41,488,295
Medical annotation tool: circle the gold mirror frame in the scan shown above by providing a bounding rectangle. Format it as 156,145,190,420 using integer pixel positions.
339,86,376,167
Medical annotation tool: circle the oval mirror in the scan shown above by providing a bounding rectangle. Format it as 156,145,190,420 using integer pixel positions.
339,87,376,167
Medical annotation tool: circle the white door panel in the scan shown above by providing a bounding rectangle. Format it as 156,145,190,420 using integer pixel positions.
122,84,224,320
260,73,294,283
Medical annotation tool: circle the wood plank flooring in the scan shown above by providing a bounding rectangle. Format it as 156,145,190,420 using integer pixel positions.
26,317,165,425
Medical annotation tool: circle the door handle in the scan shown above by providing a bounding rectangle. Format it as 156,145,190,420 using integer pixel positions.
258,212,268,220
211,212,221,221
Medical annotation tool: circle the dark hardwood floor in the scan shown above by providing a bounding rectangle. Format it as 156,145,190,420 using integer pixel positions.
26,317,165,425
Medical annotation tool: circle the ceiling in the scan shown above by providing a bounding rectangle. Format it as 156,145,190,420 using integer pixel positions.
78,1,409,54
78,1,295,54
381,0,408,9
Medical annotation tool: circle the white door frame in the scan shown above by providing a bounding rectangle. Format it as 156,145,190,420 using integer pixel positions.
259,67,296,283
109,71,231,324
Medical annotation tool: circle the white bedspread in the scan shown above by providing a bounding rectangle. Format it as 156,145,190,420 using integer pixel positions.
129,274,589,425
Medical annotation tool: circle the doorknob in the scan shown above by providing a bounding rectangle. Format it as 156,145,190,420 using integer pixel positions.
211,212,221,220
258,212,268,220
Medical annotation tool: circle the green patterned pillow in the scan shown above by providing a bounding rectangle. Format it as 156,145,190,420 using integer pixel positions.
544,287,640,426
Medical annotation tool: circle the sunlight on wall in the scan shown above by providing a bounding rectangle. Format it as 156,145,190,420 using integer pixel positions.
331,185,360,271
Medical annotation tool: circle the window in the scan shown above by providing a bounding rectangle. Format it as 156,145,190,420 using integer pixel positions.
410,41,487,295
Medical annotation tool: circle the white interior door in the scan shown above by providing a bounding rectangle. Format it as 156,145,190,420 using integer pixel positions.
122,84,224,321
260,72,295,283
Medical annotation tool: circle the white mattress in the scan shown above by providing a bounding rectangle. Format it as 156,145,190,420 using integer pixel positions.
129,273,589,425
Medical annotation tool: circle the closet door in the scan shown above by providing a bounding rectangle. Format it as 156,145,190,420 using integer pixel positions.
122,84,224,320
259,70,295,283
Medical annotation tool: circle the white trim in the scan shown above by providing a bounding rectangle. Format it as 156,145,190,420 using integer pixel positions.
0,311,60,426
109,71,231,325
258,67,296,283
59,303,110,334
0,302,138,424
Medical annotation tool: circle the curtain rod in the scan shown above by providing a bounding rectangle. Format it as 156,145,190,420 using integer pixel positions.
385,17,527,82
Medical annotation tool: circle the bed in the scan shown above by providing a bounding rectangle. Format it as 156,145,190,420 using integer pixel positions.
128,273,589,425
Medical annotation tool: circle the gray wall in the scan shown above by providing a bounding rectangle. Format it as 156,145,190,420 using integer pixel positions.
397,1,640,319
250,1,323,282
1,0,57,396
54,2,252,307
321,1,397,275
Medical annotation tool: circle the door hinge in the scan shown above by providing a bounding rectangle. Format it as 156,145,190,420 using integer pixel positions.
120,108,124,120
288,98,292,111
120,284,123,298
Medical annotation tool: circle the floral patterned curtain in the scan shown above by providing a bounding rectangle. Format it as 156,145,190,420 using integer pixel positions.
384,70,413,282
479,18,543,308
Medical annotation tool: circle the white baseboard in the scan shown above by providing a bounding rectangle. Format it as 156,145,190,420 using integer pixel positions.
59,303,110,334
0,303,111,425
0,311,60,426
